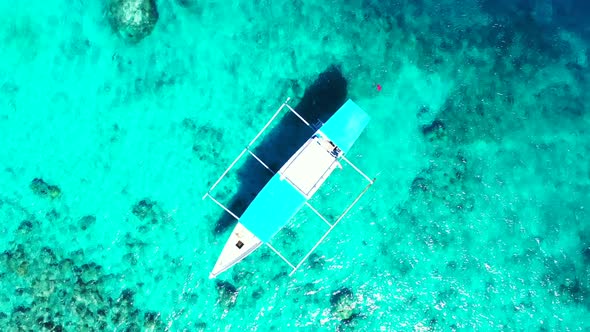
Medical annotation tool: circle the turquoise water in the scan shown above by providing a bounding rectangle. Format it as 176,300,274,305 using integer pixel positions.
1,0,589,330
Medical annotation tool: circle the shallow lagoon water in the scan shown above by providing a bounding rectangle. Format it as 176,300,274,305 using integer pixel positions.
0,0,589,330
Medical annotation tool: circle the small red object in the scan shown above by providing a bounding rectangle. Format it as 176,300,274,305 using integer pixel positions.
376,84,382,91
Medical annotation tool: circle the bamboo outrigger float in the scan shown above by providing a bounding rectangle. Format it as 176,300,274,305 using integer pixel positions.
203,98,374,279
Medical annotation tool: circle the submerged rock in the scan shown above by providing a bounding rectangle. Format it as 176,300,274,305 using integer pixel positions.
330,288,357,321
45,209,60,221
194,321,207,331
123,322,141,332
16,220,35,234
1,235,157,331
215,280,238,310
118,288,135,308
39,247,57,265
78,215,97,231
181,118,196,131
232,269,254,284
143,311,160,329
79,263,102,284
32,277,56,298
410,176,431,194
131,199,156,221
131,198,170,226
15,261,28,276
251,287,264,300
123,252,139,267
175,0,197,9
5,244,28,274
308,252,325,270
69,249,85,263
108,0,159,43
421,119,446,142
30,178,61,199
39,321,63,332
58,258,76,282
583,245,590,264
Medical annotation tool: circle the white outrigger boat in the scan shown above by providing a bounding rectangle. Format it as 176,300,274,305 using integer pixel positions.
203,98,374,278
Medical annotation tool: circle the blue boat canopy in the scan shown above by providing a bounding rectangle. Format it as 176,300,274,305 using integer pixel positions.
239,99,370,242
320,99,370,154
239,173,306,242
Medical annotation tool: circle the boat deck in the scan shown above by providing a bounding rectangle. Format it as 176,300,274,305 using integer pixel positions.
279,135,341,198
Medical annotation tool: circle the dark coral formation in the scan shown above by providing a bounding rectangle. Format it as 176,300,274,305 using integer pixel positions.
0,240,158,330
17,220,36,234
131,199,155,220
539,255,590,309
410,150,469,208
143,311,161,329
131,198,169,227
0,198,163,331
307,252,326,270
583,245,590,264
191,125,224,163
215,280,238,310
402,146,474,257
330,287,358,322
30,178,61,199
107,0,159,43
45,209,60,222
78,215,97,231
175,0,199,10
421,119,446,142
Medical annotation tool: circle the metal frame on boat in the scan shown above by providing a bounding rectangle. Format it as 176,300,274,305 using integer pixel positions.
203,97,374,278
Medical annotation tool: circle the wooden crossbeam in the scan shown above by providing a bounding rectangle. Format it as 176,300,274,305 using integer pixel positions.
266,243,296,270
341,154,374,184
203,98,291,199
204,193,240,220
289,179,375,276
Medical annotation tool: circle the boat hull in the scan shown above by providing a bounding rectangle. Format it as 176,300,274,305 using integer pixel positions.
207,98,372,278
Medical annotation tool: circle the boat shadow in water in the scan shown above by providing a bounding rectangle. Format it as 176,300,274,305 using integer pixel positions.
213,65,348,235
